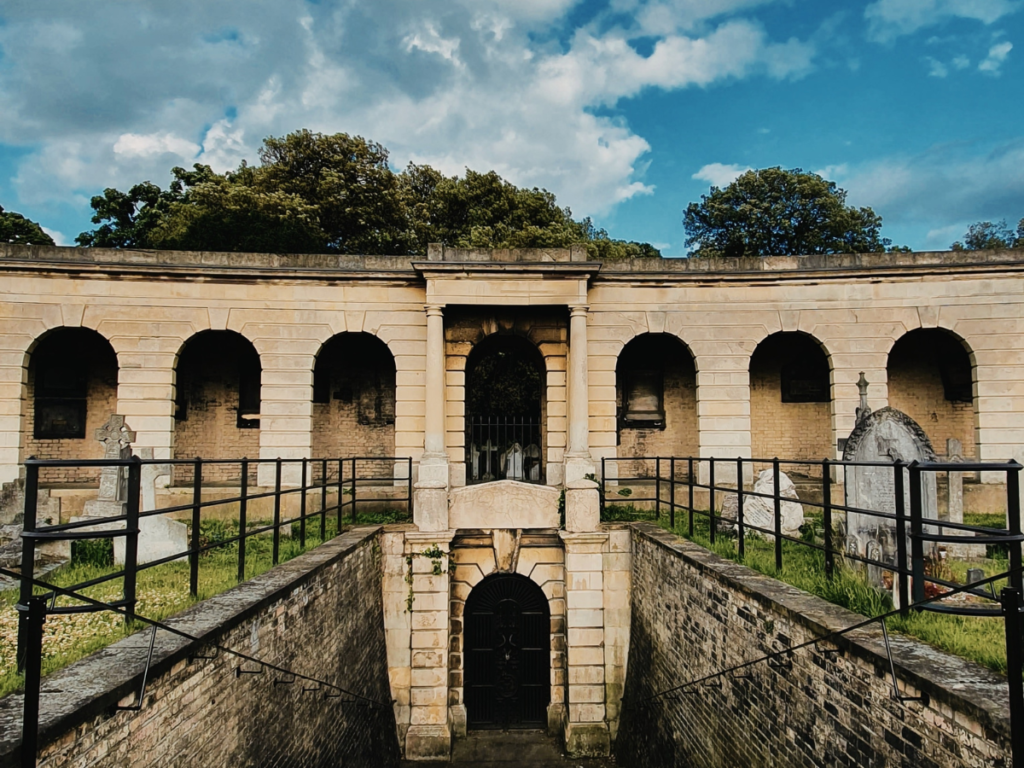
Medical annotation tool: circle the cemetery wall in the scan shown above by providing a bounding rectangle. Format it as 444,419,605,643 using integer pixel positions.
749,357,831,468
173,376,259,485
889,359,976,459
618,355,699,462
618,522,1012,768
0,526,400,768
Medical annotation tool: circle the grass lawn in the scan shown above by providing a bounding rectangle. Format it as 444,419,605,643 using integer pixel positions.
604,504,1015,677
0,510,407,699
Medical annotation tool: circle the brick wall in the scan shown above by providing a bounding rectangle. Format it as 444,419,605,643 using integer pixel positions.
617,523,1012,768
0,526,400,767
618,353,698,462
24,335,118,486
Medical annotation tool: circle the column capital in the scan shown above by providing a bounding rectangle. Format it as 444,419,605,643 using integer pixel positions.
425,304,444,317
569,304,589,317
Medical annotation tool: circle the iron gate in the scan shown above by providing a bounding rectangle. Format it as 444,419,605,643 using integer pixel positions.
464,574,550,729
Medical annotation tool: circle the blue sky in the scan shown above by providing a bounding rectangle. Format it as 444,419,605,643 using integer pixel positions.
1,0,1022,256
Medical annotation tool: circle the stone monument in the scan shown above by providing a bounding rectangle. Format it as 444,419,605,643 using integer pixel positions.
719,469,805,538
842,381,939,584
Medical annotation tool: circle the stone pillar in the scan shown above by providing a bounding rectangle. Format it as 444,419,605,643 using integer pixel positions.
415,306,449,531
565,479,600,533
565,305,595,484
257,351,316,486
404,531,454,761
560,531,611,757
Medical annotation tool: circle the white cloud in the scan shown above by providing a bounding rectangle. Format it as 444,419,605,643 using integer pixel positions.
979,40,1013,72
0,0,819,221
692,162,751,187
925,56,949,76
41,227,68,246
865,0,1020,42
814,164,849,180
952,54,971,68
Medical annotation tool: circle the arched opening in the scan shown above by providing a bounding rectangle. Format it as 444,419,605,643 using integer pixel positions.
464,573,551,730
24,327,118,485
312,332,396,473
749,332,832,471
616,333,698,461
173,331,260,485
887,328,974,458
464,335,545,484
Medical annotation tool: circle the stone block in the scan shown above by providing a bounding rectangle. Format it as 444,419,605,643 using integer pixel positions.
564,721,611,758
565,479,600,532
448,480,560,529
413,481,448,531
405,724,451,761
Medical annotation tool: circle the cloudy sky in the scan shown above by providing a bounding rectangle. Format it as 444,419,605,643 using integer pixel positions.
1,0,1022,255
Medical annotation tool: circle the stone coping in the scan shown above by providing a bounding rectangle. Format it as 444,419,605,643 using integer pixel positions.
3,244,1024,283
630,521,1013,742
0,524,382,758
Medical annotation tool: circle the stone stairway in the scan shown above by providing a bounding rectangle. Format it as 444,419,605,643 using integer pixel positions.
401,730,617,768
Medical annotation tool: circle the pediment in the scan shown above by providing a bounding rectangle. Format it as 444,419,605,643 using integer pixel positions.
448,480,561,530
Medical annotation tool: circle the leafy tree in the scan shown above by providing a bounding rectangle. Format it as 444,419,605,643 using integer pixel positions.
683,167,890,258
951,219,1024,251
0,205,54,245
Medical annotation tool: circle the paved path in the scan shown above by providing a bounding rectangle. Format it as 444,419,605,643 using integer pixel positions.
400,730,617,767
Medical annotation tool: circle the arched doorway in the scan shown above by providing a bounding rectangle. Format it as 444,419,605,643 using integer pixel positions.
464,336,545,483
887,328,975,458
464,573,551,730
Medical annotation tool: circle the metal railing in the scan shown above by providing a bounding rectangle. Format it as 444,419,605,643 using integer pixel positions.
15,454,411,672
603,454,1024,766
465,416,543,484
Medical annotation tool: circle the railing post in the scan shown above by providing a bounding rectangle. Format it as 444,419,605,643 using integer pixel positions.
407,457,413,519
273,459,282,566
823,459,833,580
17,460,39,673
299,458,307,549
190,458,203,598
893,460,909,616
600,458,606,518
19,596,45,768
709,457,716,545
124,457,142,624
320,459,328,540
909,461,925,606
688,457,694,537
669,458,676,530
655,457,661,519
238,459,249,583
337,458,344,531
1007,463,1023,596
736,457,745,559
351,458,358,523
1001,586,1024,768
773,458,782,572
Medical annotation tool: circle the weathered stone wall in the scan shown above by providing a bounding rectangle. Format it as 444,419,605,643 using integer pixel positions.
889,353,976,459
749,354,832,469
0,526,400,767
617,523,1012,768
618,353,698,463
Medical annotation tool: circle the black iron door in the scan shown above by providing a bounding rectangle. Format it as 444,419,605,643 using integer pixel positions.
465,574,550,729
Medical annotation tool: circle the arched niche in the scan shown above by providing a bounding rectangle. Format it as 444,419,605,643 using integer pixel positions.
749,331,832,471
616,333,698,462
464,334,546,483
312,332,396,471
24,327,119,485
173,330,261,484
887,328,975,458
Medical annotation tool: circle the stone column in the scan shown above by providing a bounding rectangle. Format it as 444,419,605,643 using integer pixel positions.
565,305,595,484
257,350,316,486
404,530,454,761
415,305,449,531
560,531,611,757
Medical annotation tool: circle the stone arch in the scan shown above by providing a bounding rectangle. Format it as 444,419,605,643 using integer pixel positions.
22,326,120,485
448,536,565,736
615,333,698,462
311,332,396,471
172,330,261,484
749,331,833,473
886,327,976,459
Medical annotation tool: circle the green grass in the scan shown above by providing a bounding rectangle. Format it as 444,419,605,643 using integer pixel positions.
605,503,1016,677
0,510,406,699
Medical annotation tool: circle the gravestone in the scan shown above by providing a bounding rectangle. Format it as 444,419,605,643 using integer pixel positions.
943,439,985,559
130,447,187,565
843,406,939,585
719,469,805,538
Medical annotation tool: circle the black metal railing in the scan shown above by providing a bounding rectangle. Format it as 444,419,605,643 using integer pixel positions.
465,416,543,484
14,454,411,671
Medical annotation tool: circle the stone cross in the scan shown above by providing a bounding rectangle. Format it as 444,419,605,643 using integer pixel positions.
855,372,870,424
95,415,136,502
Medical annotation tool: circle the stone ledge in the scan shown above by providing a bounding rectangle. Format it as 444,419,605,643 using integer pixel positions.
629,521,1012,744
0,525,383,757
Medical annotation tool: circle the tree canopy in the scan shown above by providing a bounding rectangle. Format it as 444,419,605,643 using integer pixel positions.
76,129,659,259
951,219,1024,251
0,205,55,246
683,167,892,258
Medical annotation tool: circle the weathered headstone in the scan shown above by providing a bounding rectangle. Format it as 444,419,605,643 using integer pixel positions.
83,414,136,518
943,439,985,559
843,406,939,585
128,448,187,565
719,469,805,538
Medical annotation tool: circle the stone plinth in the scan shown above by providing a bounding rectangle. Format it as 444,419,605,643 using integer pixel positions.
565,479,600,532
448,480,560,529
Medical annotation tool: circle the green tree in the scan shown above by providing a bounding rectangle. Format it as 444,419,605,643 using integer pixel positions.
0,205,55,245
683,167,889,258
951,219,1024,251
